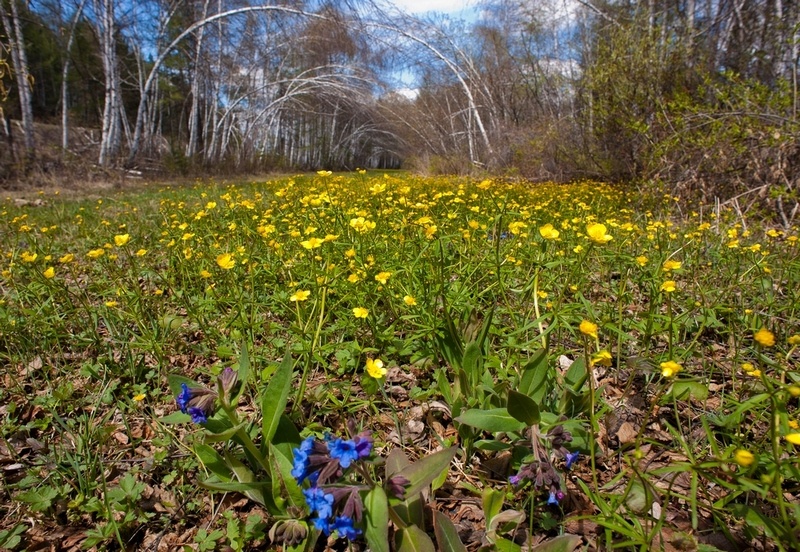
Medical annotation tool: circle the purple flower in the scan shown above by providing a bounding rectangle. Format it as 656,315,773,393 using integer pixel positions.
565,451,580,469
509,474,521,485
329,435,371,468
332,516,361,540
547,491,559,505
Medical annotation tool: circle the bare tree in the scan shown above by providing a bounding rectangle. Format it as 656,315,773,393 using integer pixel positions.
1,0,35,164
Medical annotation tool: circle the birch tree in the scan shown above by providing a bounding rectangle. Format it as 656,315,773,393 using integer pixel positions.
0,0,35,164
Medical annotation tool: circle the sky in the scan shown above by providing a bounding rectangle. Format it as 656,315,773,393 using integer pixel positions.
389,0,476,15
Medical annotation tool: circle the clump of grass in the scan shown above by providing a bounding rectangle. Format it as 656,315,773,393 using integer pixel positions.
1,174,798,550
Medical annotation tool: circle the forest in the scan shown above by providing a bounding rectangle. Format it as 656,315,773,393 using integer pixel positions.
0,0,797,208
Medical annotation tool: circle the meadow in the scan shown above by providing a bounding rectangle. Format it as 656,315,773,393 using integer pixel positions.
0,172,798,552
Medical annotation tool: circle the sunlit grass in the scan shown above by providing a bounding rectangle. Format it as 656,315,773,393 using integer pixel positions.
1,173,799,549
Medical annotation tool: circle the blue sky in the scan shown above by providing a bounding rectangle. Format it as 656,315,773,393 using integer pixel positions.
389,0,477,15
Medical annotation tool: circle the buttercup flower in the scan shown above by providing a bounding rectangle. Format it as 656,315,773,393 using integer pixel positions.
87,248,105,259
216,253,236,269
660,280,677,293
301,237,323,250
375,271,391,284
734,449,755,467
785,433,800,445
591,350,612,367
114,234,130,247
403,295,417,306
579,320,598,339
43,267,55,279
365,357,386,378
290,290,311,302
635,255,648,266
754,328,775,347
586,223,612,244
353,307,369,319
662,259,682,272
660,360,682,378
539,223,559,240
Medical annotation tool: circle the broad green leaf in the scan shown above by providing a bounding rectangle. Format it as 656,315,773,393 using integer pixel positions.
564,357,587,391
493,537,522,552
15,486,59,513
261,348,295,446
159,411,191,424
530,535,583,552
269,442,305,509
507,389,540,426
482,488,504,527
386,447,411,478
455,408,526,433
233,339,251,403
519,348,549,404
433,511,467,552
364,487,390,552
166,373,198,397
462,341,483,389
395,525,436,552
194,444,232,481
394,447,457,499
664,380,709,402
203,422,247,444
474,439,512,451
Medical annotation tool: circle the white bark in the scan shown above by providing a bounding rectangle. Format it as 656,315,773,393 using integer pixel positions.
1,0,35,161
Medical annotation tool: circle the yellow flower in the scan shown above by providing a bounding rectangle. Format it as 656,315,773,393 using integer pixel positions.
87,248,105,259
508,221,528,235
216,253,236,270
785,433,800,445
403,295,417,306
290,290,311,302
375,271,392,284
316,170,332,177
586,223,612,244
301,237,324,249
741,362,755,373
754,328,775,347
788,334,800,346
591,350,612,367
200,269,212,279
104,301,118,308
43,267,55,279
136,249,148,257
59,253,74,263
734,449,755,467
660,360,682,378
350,217,376,233
345,248,356,258
635,256,648,266
539,223,559,240
660,280,677,293
424,225,438,239
579,320,598,339
662,259,682,272
353,307,369,319
347,273,360,283
133,393,146,402
21,251,38,263
365,357,386,379
114,234,130,247
789,385,800,397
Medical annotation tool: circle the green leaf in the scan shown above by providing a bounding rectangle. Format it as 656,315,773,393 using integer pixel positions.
261,348,295,446
394,447,457,499
269,442,305,509
519,348,549,404
730,503,785,540
531,534,583,552
482,488,504,527
507,389,540,426
462,341,483,390
433,511,467,552
664,380,709,402
364,487,390,552
455,408,526,433
194,444,233,481
395,525,436,552
386,447,411,478
159,411,191,424
233,340,251,403
16,486,59,513
166,373,198,397
203,422,247,444
494,537,522,552
474,439,513,451
564,357,587,391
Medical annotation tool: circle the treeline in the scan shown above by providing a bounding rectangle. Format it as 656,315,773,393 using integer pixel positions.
1,0,799,215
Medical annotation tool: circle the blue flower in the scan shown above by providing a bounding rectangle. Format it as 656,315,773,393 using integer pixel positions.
187,406,209,424
303,487,334,521
311,515,331,533
509,474,521,485
565,451,580,469
328,438,359,468
176,383,192,412
332,515,361,540
547,491,559,505
291,437,315,482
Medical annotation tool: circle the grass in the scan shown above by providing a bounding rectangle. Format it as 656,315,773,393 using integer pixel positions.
1,172,799,551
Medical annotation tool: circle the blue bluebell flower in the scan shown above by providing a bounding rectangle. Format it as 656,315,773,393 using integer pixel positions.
175,382,216,424
547,491,559,505
565,451,580,469
332,515,361,540
291,437,315,481
303,487,334,521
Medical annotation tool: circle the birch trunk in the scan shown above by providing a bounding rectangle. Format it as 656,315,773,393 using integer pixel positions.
1,0,35,164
